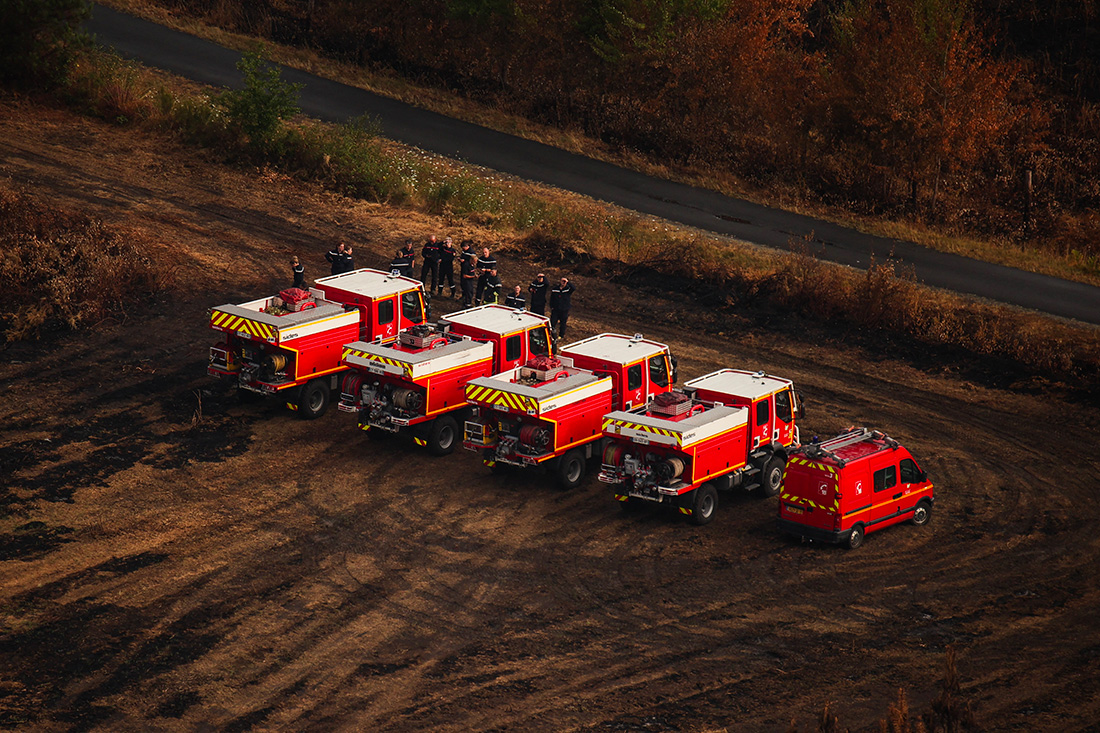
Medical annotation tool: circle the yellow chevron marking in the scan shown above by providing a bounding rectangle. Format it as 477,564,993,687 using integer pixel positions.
679,507,691,515
467,385,537,413
212,311,276,341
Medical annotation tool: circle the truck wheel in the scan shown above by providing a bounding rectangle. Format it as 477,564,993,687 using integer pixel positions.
690,483,718,526
556,449,586,490
847,524,865,550
298,379,330,420
756,455,786,498
426,415,458,457
911,500,932,526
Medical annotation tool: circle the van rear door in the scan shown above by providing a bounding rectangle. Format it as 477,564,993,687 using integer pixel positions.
780,462,837,534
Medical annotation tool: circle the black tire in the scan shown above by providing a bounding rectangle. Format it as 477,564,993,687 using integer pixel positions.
298,379,330,420
756,455,786,498
556,448,586,490
426,415,458,456
911,500,932,526
689,483,718,526
847,524,865,550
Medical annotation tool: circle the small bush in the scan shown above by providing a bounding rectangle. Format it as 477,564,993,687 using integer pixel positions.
0,0,88,90
0,186,164,342
218,45,302,151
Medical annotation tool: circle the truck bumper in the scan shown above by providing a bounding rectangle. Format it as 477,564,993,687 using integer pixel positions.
777,518,844,544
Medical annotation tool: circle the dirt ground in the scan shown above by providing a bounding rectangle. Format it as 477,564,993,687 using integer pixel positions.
2,95,1100,732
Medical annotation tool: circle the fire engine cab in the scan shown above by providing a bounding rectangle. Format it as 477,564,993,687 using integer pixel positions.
463,333,676,489
338,305,552,455
778,428,935,549
207,269,426,418
599,368,803,524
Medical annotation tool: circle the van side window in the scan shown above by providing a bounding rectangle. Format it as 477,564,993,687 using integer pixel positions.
505,335,521,362
900,458,922,483
529,327,549,356
873,465,897,492
756,399,770,426
627,363,643,391
377,298,395,325
775,389,792,422
648,355,670,388
401,291,424,323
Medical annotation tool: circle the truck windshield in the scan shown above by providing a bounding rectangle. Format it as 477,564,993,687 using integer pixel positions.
648,355,670,387
529,326,550,356
402,291,424,323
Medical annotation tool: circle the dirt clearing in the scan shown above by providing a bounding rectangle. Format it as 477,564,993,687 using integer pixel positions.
2,96,1099,732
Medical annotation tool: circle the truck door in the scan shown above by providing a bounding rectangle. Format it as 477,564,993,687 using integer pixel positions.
622,361,645,409
752,397,772,449
500,333,524,371
774,388,796,446
871,461,899,527
373,296,397,342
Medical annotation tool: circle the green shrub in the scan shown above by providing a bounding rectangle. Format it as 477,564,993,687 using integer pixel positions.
219,46,302,151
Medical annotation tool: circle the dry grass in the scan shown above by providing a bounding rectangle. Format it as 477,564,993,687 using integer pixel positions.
93,0,1100,289
0,184,165,341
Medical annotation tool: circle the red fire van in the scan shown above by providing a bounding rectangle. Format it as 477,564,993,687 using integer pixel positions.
778,428,934,549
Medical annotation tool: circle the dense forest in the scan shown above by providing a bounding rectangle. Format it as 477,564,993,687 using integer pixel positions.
148,0,1099,255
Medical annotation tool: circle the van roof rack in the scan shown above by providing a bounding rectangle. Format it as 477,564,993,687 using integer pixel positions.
801,427,898,467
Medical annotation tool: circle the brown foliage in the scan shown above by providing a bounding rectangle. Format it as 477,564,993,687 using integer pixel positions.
0,185,164,341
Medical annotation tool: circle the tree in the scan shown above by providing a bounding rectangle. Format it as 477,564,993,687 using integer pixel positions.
0,0,89,89
220,46,303,150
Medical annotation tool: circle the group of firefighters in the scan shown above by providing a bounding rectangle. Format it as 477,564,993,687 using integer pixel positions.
296,237,577,338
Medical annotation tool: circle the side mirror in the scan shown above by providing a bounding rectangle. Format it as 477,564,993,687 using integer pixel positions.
670,355,679,384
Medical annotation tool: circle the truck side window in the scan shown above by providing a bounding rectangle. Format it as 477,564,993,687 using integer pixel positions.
648,355,669,388
401,291,424,323
775,389,792,422
378,298,395,325
874,465,897,492
505,335,521,362
900,458,922,483
626,363,642,391
529,327,549,356
756,399,770,426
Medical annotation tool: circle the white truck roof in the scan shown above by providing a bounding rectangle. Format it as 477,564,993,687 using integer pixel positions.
560,333,668,364
343,337,493,381
685,369,793,402
315,268,423,299
466,364,607,416
603,404,748,449
211,295,353,344
441,305,550,336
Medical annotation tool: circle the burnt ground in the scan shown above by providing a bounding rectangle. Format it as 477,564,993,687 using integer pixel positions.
2,96,1100,732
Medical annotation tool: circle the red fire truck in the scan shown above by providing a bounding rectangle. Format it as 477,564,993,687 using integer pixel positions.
463,333,676,489
207,269,426,418
778,428,935,549
338,305,553,455
599,368,803,525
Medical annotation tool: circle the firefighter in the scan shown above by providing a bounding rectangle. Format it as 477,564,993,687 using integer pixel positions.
325,242,346,276
504,284,525,309
389,245,415,277
291,255,306,289
549,276,575,339
438,236,456,298
528,272,548,316
420,234,441,292
460,241,477,307
482,269,503,304
474,246,498,305
340,245,355,274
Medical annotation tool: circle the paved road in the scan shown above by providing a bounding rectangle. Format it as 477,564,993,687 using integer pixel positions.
85,4,1100,326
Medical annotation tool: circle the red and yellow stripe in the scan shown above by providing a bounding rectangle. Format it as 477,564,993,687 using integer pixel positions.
211,310,276,342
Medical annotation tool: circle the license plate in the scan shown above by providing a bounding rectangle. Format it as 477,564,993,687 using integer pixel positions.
368,363,386,374
787,506,804,515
